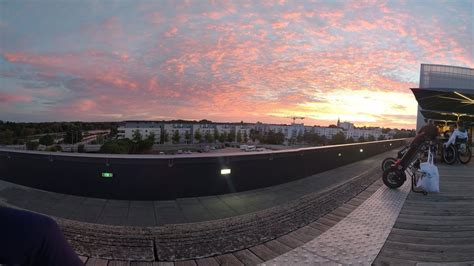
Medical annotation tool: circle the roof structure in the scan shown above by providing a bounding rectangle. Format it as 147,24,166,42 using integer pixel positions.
411,87,474,123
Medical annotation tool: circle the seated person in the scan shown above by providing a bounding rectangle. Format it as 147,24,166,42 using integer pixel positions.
443,120,468,147
0,206,83,265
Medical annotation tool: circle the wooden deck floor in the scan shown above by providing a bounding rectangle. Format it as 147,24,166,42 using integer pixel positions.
374,161,474,265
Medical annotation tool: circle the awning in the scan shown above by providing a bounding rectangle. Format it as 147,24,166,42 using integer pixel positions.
420,110,474,123
411,87,474,116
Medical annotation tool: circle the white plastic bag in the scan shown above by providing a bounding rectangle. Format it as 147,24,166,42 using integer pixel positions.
416,148,440,193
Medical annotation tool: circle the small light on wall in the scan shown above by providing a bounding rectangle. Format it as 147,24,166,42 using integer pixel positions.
102,172,113,178
338,153,342,157
221,168,231,175
359,149,364,153
389,143,392,146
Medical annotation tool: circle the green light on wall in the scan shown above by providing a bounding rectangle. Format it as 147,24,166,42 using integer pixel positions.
102,172,113,178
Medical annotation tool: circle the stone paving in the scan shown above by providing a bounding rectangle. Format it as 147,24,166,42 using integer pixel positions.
263,174,411,265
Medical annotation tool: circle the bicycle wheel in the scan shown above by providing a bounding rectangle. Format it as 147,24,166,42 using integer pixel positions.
458,145,472,164
442,145,456,165
382,167,406,189
381,157,397,171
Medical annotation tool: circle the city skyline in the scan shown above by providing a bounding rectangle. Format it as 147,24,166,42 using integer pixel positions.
1,0,473,129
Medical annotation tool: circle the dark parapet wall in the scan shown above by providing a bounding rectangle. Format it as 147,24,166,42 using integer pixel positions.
0,139,407,200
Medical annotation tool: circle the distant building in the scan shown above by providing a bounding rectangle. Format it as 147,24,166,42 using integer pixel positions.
313,126,343,139
164,123,192,144
117,119,395,145
338,121,354,131
117,121,161,143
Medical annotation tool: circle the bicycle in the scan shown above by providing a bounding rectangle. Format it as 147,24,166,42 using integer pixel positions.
382,140,437,195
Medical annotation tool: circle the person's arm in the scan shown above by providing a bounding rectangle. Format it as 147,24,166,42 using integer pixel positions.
445,130,458,146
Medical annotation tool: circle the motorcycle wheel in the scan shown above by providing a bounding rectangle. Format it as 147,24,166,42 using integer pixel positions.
381,157,397,172
458,146,472,164
442,145,456,165
382,167,406,189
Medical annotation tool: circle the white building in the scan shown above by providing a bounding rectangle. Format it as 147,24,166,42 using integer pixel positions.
234,124,252,142
117,121,161,143
313,126,343,139
339,121,354,131
163,123,192,144
192,123,216,142
345,128,383,140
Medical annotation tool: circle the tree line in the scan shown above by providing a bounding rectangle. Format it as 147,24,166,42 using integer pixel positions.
0,121,118,145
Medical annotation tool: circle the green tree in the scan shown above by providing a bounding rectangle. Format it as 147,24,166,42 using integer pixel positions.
358,136,366,142
39,134,55,146
296,132,304,143
48,145,62,152
227,129,235,142
236,131,242,143
96,135,105,145
219,131,227,143
161,130,169,144
377,134,386,141
194,129,202,143
264,130,285,144
243,131,248,143
0,129,14,145
330,132,346,145
26,141,39,150
64,127,82,144
213,129,219,142
367,135,376,141
185,131,191,144
147,132,156,143
100,139,133,154
320,135,327,145
346,137,355,143
204,131,214,143
172,130,181,144
132,130,142,142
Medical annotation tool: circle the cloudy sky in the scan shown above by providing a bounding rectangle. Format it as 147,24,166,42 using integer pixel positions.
0,0,472,128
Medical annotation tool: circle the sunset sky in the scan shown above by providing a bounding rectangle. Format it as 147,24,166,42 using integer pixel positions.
0,0,473,128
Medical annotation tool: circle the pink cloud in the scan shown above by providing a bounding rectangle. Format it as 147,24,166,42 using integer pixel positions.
272,21,289,29
0,92,32,103
164,27,178,37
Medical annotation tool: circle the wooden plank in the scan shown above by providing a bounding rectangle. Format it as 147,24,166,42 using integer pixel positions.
174,260,197,266
377,247,474,262
324,213,344,223
373,256,417,266
195,257,219,266
233,249,264,265
154,262,174,266
341,203,358,211
330,207,352,217
389,228,474,238
108,261,131,266
249,244,279,261
317,216,338,227
214,254,243,266
263,239,292,255
307,221,331,232
85,258,108,266
276,234,304,249
388,233,474,246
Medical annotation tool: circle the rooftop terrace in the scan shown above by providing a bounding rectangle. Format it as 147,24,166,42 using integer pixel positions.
0,144,473,265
